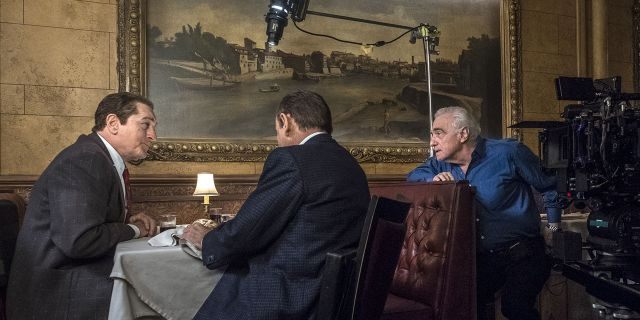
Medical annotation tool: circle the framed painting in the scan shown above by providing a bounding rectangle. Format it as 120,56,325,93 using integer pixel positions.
117,0,522,162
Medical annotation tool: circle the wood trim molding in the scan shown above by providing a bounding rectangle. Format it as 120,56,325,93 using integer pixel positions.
0,174,406,187
0,174,406,223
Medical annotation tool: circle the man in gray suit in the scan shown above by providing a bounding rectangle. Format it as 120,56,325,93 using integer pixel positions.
182,90,370,319
7,92,159,320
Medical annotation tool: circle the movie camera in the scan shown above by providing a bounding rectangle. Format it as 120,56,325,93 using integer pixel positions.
534,76,640,257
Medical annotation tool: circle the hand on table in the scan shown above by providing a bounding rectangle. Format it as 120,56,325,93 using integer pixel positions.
181,223,211,250
129,213,158,237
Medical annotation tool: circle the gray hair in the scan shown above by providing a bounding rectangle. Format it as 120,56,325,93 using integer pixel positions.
434,106,481,142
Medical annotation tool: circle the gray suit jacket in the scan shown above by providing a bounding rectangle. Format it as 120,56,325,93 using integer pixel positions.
7,133,135,320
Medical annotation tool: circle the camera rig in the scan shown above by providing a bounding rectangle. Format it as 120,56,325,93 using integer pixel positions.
519,76,640,258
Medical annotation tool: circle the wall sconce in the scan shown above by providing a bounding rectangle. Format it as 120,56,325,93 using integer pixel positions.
193,172,219,216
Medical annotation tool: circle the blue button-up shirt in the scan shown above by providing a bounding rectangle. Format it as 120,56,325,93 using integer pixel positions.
407,137,562,251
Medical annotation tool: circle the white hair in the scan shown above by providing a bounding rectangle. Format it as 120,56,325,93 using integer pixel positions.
434,106,481,142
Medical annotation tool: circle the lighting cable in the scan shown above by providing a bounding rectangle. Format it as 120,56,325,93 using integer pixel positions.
292,20,418,47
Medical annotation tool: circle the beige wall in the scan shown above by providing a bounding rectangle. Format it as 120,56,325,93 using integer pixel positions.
606,0,634,91
519,0,636,150
1,0,116,174
0,0,636,176
520,0,578,148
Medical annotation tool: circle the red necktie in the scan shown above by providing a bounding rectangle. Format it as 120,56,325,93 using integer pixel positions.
123,167,132,222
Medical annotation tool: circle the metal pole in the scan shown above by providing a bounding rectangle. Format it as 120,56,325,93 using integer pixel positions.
423,36,434,157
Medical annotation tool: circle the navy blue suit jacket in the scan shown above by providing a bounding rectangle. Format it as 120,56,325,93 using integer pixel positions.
195,134,370,320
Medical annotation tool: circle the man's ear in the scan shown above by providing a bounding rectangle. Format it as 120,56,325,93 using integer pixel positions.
459,127,470,143
280,113,300,137
278,113,287,129
105,114,120,134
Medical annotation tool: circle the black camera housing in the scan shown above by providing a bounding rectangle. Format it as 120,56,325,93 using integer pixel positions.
539,76,640,255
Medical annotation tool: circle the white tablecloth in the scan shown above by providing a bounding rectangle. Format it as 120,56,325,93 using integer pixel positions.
108,238,225,320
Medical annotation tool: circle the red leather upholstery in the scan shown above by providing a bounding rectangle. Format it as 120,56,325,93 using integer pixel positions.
369,181,476,320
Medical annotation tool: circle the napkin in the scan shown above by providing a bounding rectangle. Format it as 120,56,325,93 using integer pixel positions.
147,225,186,247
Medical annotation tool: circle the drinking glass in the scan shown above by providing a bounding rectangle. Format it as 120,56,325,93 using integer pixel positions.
159,213,177,232
209,208,223,224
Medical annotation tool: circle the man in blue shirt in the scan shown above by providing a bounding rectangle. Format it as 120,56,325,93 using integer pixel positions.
408,106,563,320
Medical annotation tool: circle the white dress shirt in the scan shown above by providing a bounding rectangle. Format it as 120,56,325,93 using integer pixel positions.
97,133,140,238
299,131,327,145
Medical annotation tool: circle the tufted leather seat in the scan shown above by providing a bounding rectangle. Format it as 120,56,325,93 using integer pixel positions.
369,181,476,320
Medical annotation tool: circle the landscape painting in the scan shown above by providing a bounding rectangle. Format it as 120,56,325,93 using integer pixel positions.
142,0,503,144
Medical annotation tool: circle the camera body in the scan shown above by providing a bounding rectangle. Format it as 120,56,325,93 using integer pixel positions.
539,76,640,256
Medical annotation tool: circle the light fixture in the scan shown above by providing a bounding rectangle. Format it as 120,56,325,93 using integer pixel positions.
265,0,309,47
193,172,219,216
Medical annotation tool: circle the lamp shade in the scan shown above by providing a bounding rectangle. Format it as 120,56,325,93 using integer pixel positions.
193,172,219,196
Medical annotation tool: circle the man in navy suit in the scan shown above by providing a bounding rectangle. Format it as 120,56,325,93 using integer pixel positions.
7,92,158,320
182,90,370,320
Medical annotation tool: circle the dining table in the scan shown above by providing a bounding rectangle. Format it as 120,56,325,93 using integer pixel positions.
108,238,225,320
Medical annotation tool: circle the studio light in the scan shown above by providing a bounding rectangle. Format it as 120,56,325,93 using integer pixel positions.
265,0,310,47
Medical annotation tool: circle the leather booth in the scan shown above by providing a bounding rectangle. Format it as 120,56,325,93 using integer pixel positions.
369,181,476,320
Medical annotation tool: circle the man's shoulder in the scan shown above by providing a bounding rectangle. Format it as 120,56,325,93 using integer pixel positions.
296,138,353,161
484,138,521,152
266,145,294,160
267,139,358,172
62,134,103,152
35,134,113,186
481,138,539,165
53,134,110,164
274,135,341,154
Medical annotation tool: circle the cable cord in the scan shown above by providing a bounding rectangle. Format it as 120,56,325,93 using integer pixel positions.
292,20,418,47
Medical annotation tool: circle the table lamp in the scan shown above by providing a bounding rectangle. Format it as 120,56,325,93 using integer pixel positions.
193,172,219,216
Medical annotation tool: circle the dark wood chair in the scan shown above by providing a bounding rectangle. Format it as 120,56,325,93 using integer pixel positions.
317,195,411,320
0,193,26,320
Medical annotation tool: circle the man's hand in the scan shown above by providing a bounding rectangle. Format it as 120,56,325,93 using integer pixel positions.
181,223,211,250
129,213,158,237
432,172,455,181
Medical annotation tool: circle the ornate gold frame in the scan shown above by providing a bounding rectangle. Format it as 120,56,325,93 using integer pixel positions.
117,0,521,162
635,0,640,91
502,0,521,140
